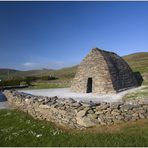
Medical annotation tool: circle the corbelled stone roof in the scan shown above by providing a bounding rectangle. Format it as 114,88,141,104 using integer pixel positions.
71,48,138,94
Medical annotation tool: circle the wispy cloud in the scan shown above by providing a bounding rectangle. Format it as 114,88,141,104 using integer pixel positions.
21,60,78,70
22,62,37,67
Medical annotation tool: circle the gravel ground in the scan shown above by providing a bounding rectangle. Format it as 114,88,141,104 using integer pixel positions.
20,86,144,103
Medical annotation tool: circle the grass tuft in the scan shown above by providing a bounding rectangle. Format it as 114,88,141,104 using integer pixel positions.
0,109,148,146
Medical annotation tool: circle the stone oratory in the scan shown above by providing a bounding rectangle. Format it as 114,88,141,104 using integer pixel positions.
71,48,138,94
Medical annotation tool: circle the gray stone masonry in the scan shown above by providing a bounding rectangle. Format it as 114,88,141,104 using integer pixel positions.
4,90,148,128
71,48,138,94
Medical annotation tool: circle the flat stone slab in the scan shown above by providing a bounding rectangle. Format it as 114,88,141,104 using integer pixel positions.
19,86,143,103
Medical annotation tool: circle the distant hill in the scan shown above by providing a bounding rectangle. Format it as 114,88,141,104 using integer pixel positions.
0,68,19,73
123,52,148,73
0,69,19,80
47,65,78,78
13,69,53,78
0,52,148,80
0,69,53,80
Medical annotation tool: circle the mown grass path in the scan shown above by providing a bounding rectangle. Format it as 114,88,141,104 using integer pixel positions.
0,109,148,147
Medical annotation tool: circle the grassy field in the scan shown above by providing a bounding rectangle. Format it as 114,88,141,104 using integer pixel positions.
1,52,148,89
0,66,77,80
0,52,148,146
123,52,148,73
26,78,71,89
46,52,148,89
1,52,147,80
31,82,68,89
123,85,148,101
0,109,148,147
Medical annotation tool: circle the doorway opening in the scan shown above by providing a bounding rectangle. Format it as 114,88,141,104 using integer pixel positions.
87,78,92,93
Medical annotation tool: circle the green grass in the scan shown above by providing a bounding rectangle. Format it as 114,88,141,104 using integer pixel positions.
0,66,77,80
29,78,72,89
142,73,148,85
123,86,148,101
31,82,67,89
123,52,148,73
0,109,148,146
0,52,148,80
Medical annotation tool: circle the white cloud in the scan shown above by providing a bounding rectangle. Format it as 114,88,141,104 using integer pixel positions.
22,62,37,67
21,60,78,70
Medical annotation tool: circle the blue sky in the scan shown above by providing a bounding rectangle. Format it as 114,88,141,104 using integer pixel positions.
0,1,148,70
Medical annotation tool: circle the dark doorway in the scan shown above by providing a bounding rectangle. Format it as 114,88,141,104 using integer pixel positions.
87,78,92,93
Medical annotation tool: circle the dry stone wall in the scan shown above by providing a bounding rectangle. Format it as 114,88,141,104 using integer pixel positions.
4,90,148,128
102,51,138,91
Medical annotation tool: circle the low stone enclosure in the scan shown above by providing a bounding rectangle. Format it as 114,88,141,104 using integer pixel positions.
4,90,148,129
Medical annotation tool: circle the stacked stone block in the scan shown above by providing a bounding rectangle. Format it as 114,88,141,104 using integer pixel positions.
4,90,148,128
71,48,138,94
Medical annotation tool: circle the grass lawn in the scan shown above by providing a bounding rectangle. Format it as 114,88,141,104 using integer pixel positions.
0,109,148,147
27,78,72,89
31,82,66,89
21,82,69,90
123,85,148,101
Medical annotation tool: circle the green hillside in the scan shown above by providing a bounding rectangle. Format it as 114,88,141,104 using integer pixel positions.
0,66,77,80
0,52,148,80
0,69,53,80
123,52,148,73
13,69,53,78
47,65,78,79
0,69,19,80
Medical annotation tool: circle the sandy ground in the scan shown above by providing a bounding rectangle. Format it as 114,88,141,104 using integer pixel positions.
0,92,10,109
20,86,144,103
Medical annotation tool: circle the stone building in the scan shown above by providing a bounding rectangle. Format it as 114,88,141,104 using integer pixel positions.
71,48,138,94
